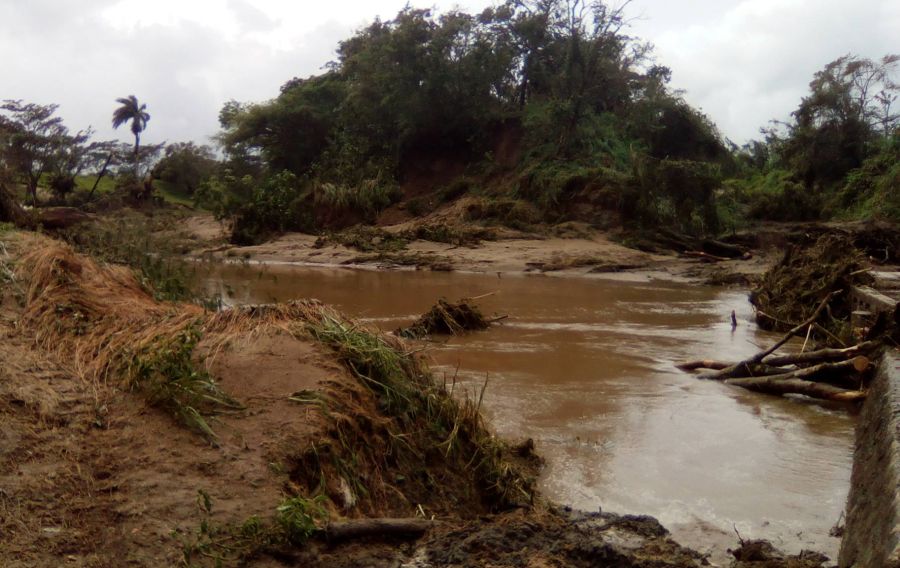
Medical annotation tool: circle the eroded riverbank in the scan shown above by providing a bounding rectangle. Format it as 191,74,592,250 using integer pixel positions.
203,262,854,563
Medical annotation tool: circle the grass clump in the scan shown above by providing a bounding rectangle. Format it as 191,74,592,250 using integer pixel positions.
276,495,329,545
61,212,205,303
13,235,242,440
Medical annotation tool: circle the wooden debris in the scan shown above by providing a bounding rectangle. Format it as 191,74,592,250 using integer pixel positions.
326,518,435,542
397,297,501,338
677,295,880,403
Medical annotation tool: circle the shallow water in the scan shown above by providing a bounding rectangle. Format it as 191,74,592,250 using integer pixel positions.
203,263,854,561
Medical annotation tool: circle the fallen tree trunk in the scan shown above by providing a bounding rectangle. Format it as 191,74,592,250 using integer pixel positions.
680,251,732,263
677,359,732,372
325,518,435,542
725,376,866,402
762,341,881,367
678,341,881,372
706,292,839,381
678,292,877,402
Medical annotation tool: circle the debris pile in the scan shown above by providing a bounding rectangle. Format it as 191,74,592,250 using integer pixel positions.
398,297,500,338
750,233,873,342
679,294,882,402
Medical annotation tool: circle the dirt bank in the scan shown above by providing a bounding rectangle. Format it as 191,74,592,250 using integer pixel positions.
0,230,828,567
183,213,772,284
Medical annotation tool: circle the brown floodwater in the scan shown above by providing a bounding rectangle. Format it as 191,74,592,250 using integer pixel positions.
202,262,854,562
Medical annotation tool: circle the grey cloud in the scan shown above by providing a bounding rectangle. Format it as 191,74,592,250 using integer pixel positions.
228,0,277,32
633,0,900,142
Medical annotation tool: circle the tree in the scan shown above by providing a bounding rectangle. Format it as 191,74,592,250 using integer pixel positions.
112,95,151,172
152,142,218,195
0,100,68,205
773,54,899,187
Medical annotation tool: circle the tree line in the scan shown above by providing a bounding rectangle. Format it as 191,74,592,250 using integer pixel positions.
0,95,215,207
2,0,897,242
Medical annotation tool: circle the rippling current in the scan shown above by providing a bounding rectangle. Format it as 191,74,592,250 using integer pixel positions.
203,263,854,561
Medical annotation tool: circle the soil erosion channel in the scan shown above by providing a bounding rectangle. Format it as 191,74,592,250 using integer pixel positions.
204,263,854,561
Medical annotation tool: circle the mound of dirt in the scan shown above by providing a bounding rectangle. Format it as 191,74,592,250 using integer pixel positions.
0,232,533,565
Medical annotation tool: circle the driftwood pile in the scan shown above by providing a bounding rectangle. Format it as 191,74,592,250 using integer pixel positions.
657,228,752,263
397,296,504,339
751,233,872,340
679,295,881,402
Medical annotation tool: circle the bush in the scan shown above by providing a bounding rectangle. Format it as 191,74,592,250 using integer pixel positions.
835,136,900,221
151,142,218,196
722,169,821,223
197,170,314,245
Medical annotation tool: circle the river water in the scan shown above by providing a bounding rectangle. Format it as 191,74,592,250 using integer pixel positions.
202,262,854,561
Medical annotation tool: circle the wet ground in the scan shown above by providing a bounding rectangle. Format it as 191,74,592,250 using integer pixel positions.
203,263,854,562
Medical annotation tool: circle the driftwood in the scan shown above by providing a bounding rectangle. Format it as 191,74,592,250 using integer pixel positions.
680,251,732,263
325,518,434,542
678,292,877,402
655,228,751,260
760,342,879,367
725,377,867,402
677,342,881,372
705,292,839,382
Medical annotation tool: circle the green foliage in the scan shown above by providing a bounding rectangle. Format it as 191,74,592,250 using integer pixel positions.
643,159,722,233
197,170,314,244
0,100,115,205
275,496,328,545
180,493,328,565
154,179,196,208
835,135,900,221
211,1,731,238
721,169,821,223
131,325,243,441
152,142,218,196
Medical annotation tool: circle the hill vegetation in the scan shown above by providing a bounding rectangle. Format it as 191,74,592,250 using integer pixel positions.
1,1,897,247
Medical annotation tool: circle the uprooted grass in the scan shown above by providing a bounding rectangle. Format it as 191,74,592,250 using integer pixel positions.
750,233,874,344
60,210,210,303
15,234,241,439
298,313,533,515
398,298,492,338
13,232,532,519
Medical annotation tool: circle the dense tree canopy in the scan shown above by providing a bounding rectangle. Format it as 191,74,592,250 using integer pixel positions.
209,0,730,240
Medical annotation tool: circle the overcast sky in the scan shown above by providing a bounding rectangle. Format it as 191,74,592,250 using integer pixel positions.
1,0,896,148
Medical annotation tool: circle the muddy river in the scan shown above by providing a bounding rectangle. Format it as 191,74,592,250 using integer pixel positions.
202,263,854,561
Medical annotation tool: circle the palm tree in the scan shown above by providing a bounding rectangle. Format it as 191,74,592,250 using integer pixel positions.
111,95,150,169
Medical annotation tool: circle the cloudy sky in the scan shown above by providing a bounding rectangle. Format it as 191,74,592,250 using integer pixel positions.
1,0,896,148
